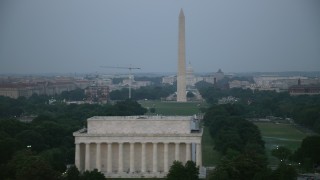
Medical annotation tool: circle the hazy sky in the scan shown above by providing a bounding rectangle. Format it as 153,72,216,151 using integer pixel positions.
0,0,319,74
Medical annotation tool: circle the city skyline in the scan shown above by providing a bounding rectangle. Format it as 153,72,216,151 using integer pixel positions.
1,0,320,74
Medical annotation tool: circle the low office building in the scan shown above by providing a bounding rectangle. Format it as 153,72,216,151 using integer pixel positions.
73,115,202,178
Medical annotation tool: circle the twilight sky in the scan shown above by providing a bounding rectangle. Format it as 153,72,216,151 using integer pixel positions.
0,0,319,74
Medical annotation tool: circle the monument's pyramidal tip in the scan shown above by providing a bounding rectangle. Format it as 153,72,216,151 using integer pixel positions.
179,8,184,17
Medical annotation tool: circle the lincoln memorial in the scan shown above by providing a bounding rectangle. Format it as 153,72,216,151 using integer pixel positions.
73,115,203,178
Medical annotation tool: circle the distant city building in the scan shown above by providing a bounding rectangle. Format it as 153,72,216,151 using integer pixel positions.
73,115,203,178
213,69,225,82
161,68,225,89
85,86,109,103
122,78,152,89
202,69,225,84
229,80,251,89
45,82,78,95
253,76,320,92
0,83,43,99
288,79,320,95
0,79,91,99
132,81,152,88
186,63,196,88
76,80,94,89
162,76,176,85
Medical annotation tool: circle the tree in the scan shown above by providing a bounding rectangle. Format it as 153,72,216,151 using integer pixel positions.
0,119,28,137
166,160,199,180
271,146,292,163
210,151,268,180
81,169,106,180
293,135,320,172
214,128,243,154
59,88,86,101
0,138,22,164
110,84,176,100
187,91,195,98
166,161,185,180
272,162,297,180
63,166,80,180
40,148,67,172
8,151,59,180
253,168,273,180
15,130,46,152
115,99,147,115
184,161,199,180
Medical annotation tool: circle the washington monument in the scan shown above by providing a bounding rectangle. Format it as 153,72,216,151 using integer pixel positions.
177,9,187,102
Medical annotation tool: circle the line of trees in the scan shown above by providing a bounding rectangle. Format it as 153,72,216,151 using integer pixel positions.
197,82,320,134
109,84,176,101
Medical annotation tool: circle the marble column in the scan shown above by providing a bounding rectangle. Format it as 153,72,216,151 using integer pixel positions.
164,143,169,172
141,143,146,173
96,143,101,171
85,143,90,171
175,143,180,161
196,143,202,166
118,143,123,173
75,143,80,170
107,143,112,173
130,143,135,173
186,143,191,161
152,142,158,173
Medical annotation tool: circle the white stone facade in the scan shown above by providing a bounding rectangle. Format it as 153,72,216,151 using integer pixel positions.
74,116,202,178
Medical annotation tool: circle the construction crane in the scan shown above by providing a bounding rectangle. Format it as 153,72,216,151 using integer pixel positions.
100,65,141,99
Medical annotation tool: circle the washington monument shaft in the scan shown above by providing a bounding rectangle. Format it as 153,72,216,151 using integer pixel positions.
177,9,187,102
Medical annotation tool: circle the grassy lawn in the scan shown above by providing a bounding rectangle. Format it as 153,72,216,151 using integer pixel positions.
139,100,207,116
202,127,220,167
254,122,309,166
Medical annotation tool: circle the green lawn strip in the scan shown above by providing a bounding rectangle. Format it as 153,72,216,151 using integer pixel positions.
139,100,207,116
255,122,307,140
254,122,308,166
202,127,220,167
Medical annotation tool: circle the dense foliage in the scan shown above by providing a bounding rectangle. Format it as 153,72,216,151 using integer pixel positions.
62,166,106,180
166,161,199,180
293,135,320,172
110,84,176,100
204,104,268,179
197,85,320,134
0,94,146,180
59,89,86,101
